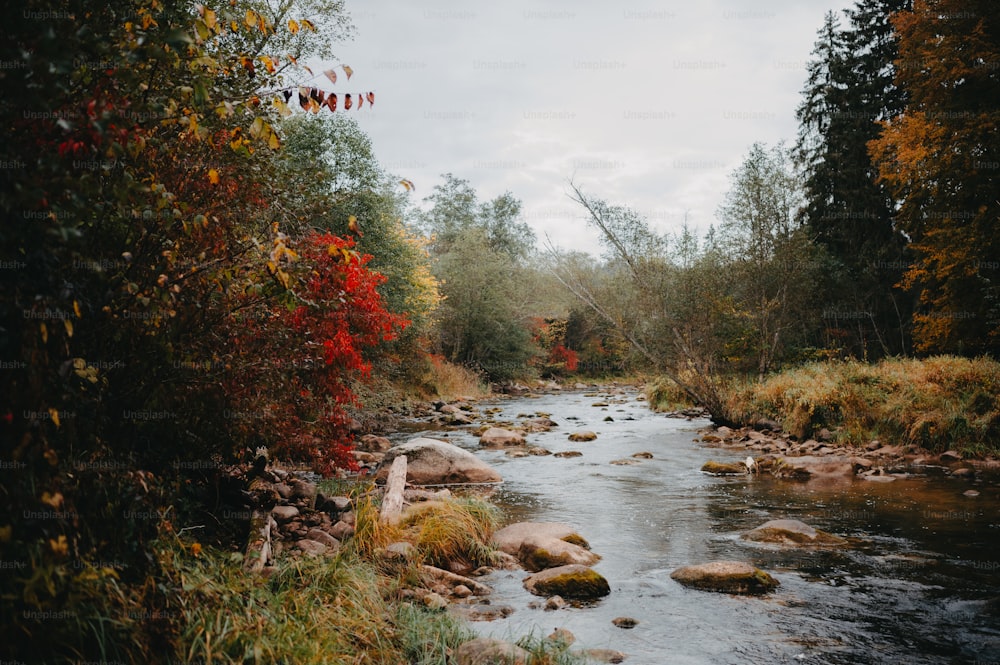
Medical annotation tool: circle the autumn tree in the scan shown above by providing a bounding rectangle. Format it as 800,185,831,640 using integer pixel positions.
869,0,1000,354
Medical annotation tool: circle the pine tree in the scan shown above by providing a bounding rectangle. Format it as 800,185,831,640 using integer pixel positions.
795,2,913,358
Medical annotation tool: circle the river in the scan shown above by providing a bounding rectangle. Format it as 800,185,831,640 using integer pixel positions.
400,386,1000,664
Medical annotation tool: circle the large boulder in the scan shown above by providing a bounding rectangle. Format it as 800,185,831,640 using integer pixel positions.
518,533,601,572
568,430,598,442
523,564,611,600
376,438,502,485
480,427,526,447
741,519,847,546
454,637,529,665
493,522,591,556
670,561,779,595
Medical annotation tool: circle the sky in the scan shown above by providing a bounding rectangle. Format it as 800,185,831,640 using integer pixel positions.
315,0,857,255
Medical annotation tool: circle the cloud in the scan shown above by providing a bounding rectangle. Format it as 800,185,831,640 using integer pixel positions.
321,0,853,254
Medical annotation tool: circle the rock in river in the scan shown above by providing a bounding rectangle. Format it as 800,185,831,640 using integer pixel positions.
741,519,847,546
493,522,591,555
454,637,529,665
670,561,779,595
518,533,601,572
377,438,502,485
479,427,527,448
523,564,611,600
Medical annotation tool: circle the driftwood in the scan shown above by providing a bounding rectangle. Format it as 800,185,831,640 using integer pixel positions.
244,509,276,573
379,455,408,524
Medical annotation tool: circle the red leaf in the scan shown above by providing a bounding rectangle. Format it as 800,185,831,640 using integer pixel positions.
326,94,337,112
344,94,352,110
366,92,375,106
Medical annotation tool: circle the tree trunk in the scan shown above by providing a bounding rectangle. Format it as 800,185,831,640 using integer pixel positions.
380,455,408,524
244,509,275,573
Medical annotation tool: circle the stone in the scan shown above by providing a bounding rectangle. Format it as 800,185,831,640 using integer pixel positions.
295,539,328,557
454,638,529,665
289,478,317,504
670,561,779,595
527,446,552,456
612,617,638,629
772,455,855,480
493,522,591,555
568,431,598,442
271,505,300,522
554,451,583,458
479,427,526,447
940,450,963,462
964,489,981,497
273,483,293,499
423,592,448,610
523,564,611,600
449,411,474,425
357,434,392,452
741,519,847,547
701,460,746,475
523,416,558,432
452,584,473,598
610,458,641,466
518,534,601,572
547,628,575,647
377,438,502,485
632,452,654,459
305,528,341,550
330,520,355,540
545,595,568,610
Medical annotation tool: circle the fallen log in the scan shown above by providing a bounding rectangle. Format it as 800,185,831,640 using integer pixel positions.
419,564,492,596
244,509,276,573
380,455,407,524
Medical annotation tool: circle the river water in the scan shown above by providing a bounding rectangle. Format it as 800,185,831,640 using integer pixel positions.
400,387,1000,664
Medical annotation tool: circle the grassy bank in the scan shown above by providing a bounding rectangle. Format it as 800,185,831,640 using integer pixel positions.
648,356,1000,457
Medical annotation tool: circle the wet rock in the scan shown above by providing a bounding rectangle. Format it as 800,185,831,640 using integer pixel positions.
632,452,654,459
554,451,583,458
670,561,779,594
378,438,502,485
701,460,747,475
772,455,855,480
480,427,527,448
612,617,638,629
523,416,558,432
452,584,473,598
449,411,474,425
528,446,552,456
493,522,591,555
454,637,529,665
951,467,975,479
610,458,642,466
518,534,601,572
568,431,598,442
964,489,981,497
741,519,847,547
523,564,611,600
506,449,529,458
547,627,575,647
423,592,448,610
940,450,963,462
273,483,293,499
329,520,355,540
545,595,568,610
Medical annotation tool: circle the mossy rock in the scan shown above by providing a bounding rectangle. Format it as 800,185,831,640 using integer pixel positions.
741,519,847,546
700,460,746,475
523,564,611,599
670,561,779,595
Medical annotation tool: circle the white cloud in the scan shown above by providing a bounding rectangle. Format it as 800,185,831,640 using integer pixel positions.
313,0,853,255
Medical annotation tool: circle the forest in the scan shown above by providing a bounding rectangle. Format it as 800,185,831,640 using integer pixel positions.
1,0,998,662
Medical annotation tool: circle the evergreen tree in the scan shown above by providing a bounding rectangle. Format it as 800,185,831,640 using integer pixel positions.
795,1,913,358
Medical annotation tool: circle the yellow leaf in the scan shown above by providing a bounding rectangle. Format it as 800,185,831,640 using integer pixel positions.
49,535,69,557
208,168,219,185
268,131,280,150
288,19,299,34
73,300,82,318
44,448,59,465
245,9,258,29
266,260,277,274
191,542,202,556
40,322,48,343
0,525,10,543
63,318,73,338
342,64,353,80
41,492,64,509
301,19,316,32
48,408,60,428
399,178,415,192
204,8,217,30
260,55,275,73
273,97,291,117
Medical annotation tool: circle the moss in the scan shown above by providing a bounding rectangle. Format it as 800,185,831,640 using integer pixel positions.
701,460,746,475
532,568,610,600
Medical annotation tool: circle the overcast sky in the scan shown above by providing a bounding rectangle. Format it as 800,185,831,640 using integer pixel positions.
318,0,856,255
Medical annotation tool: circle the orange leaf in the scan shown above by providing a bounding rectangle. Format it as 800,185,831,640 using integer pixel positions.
399,179,415,192
288,19,299,34
344,93,352,110
366,92,375,106
326,94,337,112
208,168,219,185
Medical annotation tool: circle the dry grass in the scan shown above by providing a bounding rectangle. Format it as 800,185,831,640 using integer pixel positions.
399,498,500,569
725,356,1000,455
422,355,491,402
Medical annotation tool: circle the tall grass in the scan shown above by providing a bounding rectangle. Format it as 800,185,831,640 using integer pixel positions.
724,356,1000,455
399,498,501,569
423,355,491,401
